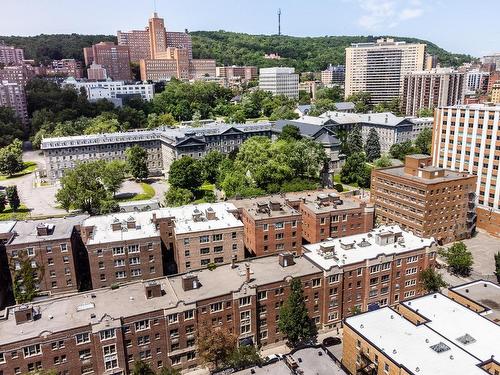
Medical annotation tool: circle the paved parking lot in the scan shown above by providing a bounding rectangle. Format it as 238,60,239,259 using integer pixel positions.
291,347,347,375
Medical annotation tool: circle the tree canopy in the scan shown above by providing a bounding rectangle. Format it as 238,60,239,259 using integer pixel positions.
0,139,24,176
364,128,381,162
439,242,474,276
0,107,24,148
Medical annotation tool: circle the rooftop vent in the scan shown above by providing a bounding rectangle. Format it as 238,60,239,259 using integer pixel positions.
14,305,37,325
145,281,162,299
205,207,216,220
358,238,371,248
340,240,355,250
36,223,54,236
182,274,200,291
456,334,476,345
269,200,282,211
430,342,451,353
256,202,270,214
76,303,95,312
279,252,295,268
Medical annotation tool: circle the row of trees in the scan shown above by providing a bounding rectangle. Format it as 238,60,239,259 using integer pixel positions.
56,146,148,215
389,127,433,160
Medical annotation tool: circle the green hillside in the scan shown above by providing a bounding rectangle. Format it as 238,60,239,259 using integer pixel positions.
0,31,474,71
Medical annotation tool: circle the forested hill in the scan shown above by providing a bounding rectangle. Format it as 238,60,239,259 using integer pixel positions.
1,31,474,71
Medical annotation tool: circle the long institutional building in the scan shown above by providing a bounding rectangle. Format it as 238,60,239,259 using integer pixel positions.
0,225,437,375
345,38,426,104
343,286,500,375
40,122,273,181
432,104,500,236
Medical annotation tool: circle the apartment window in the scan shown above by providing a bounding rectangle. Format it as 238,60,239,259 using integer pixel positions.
201,259,210,266
135,319,150,331
183,238,190,245
214,257,224,264
263,223,269,231
100,329,116,341
239,296,251,306
257,291,267,300
112,247,124,256
114,259,125,267
104,356,118,370
128,244,139,253
240,323,251,334
46,245,52,254
200,235,209,243
407,255,418,263
23,344,41,358
60,243,68,252
232,232,237,239
27,247,35,257
79,348,91,360
210,302,223,312
184,310,194,320
329,274,340,283
404,290,416,298
214,246,223,253
0,352,5,364
168,314,178,324
275,233,284,240
212,234,223,242
131,269,142,277
115,271,126,279
405,267,418,276
51,340,65,350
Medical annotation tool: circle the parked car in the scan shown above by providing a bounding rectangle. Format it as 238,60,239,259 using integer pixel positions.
264,354,282,365
322,337,342,346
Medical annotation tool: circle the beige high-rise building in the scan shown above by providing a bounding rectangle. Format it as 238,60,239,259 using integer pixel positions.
491,82,500,103
0,80,28,125
83,42,131,81
432,104,500,237
345,38,426,104
402,68,465,116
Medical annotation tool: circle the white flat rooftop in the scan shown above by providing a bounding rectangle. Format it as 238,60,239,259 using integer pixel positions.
0,221,16,234
346,306,488,375
303,226,435,270
402,293,500,362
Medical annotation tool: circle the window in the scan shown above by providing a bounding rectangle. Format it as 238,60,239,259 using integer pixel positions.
210,302,223,312
404,290,416,298
329,274,340,283
137,335,150,345
275,233,284,240
405,267,417,276
212,234,223,242
183,238,190,245
51,340,65,350
232,232,237,239
275,222,284,229
263,223,269,231
384,363,389,373
239,296,251,306
405,279,417,287
168,314,178,324
23,344,41,358
27,247,35,256
214,257,224,264
114,259,125,267
128,244,139,253
0,352,4,364
115,271,126,279
201,259,210,266
257,291,267,300
129,257,140,265
407,255,418,263
292,220,297,228
214,246,223,253
112,247,124,256
184,310,194,320
131,269,142,277
79,348,91,360
103,344,116,356
60,243,67,252
104,355,118,370
312,278,321,287
200,235,209,243
75,333,90,344
100,329,116,341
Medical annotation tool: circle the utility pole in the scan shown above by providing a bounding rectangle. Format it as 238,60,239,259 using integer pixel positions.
278,8,282,36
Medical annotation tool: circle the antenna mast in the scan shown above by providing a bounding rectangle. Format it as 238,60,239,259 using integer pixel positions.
278,8,282,36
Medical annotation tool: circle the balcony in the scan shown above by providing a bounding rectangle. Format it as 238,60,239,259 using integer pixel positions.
357,350,377,375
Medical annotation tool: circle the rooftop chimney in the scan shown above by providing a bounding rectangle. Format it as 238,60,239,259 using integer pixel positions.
126,216,136,229
205,207,216,220
111,218,122,231
182,274,199,291
192,209,202,222
279,252,295,267
245,263,251,283
36,223,50,236
14,305,36,325
269,200,282,212
144,281,162,299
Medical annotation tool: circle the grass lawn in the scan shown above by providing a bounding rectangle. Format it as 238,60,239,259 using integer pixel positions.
117,182,156,202
0,162,37,181
0,204,30,221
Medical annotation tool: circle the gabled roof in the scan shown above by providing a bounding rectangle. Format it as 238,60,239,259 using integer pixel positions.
174,136,207,148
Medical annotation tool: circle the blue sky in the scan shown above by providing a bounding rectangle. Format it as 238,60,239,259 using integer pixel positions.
1,0,499,57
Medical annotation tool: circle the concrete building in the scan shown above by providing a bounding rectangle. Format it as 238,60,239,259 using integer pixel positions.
402,68,465,116
345,38,426,104
343,293,500,375
231,197,302,257
83,42,131,81
0,65,34,87
47,59,83,78
0,226,437,375
371,155,477,244
0,42,24,65
259,67,299,99
41,122,273,181
3,216,88,296
0,80,28,125
466,68,490,95
432,104,500,237
86,62,107,81
62,78,155,103
216,66,258,82
482,53,500,67
491,82,500,104
286,191,374,243
321,64,345,86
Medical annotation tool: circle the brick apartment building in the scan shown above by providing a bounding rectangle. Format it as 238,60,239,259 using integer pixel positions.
0,42,24,65
0,80,29,125
432,104,500,237
232,197,302,257
3,216,88,296
83,42,131,81
371,154,477,244
286,191,374,243
0,226,436,375
81,212,163,289
343,293,500,375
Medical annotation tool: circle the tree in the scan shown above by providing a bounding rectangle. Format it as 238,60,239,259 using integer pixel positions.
316,86,343,102
389,140,418,161
0,139,24,176
346,125,363,155
341,152,372,188
168,157,203,190
373,98,401,115
56,161,109,215
419,268,446,293
308,99,336,116
278,125,302,141
101,160,126,197
0,107,24,148
347,92,372,113
227,345,262,370
165,187,195,207
131,360,155,375
99,199,120,214
0,195,5,213
364,128,381,162
414,128,433,155
417,107,434,117
278,278,316,347
495,252,500,283
201,150,225,184
10,250,44,304
439,242,474,276
197,323,237,369
6,186,21,211
126,145,149,180
374,154,393,168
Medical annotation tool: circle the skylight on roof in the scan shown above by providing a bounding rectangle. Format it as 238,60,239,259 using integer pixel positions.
456,334,476,345
430,342,451,353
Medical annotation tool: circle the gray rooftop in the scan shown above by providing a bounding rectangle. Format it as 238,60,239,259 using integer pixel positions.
7,215,88,246
231,196,301,220
450,280,500,323
376,165,474,184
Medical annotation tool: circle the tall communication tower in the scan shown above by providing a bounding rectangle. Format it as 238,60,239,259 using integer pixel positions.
278,8,282,36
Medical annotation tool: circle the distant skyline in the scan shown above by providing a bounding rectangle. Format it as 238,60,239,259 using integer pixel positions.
1,0,499,57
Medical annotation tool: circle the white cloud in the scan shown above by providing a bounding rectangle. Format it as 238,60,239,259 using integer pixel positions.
351,0,424,30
